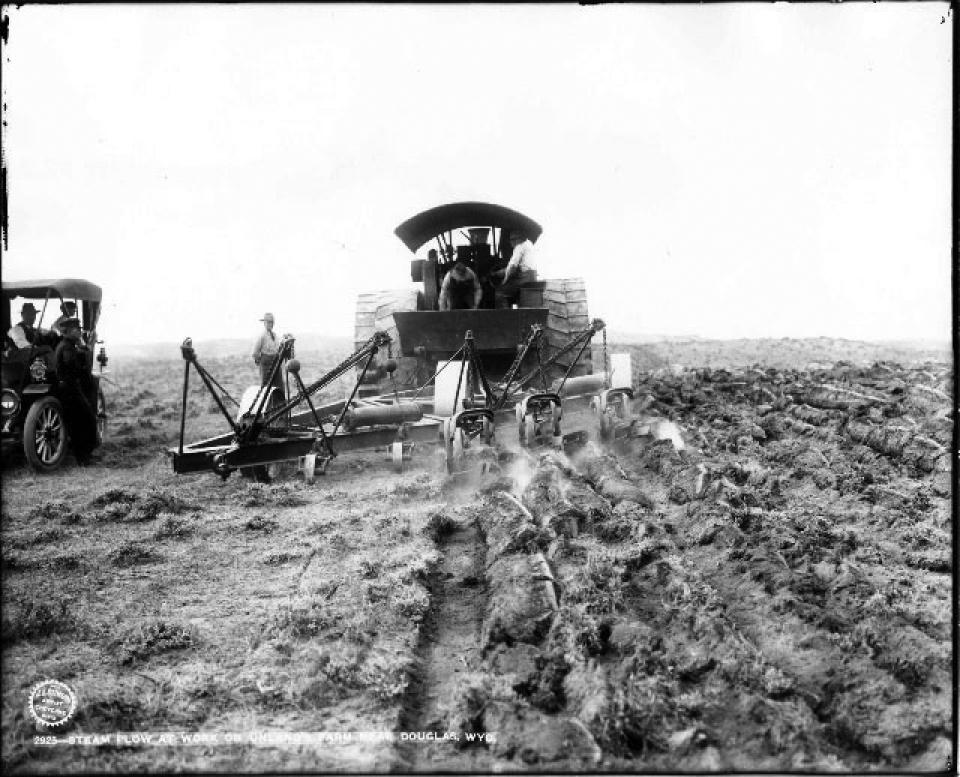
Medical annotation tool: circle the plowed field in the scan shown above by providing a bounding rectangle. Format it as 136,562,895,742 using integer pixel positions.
1,349,953,773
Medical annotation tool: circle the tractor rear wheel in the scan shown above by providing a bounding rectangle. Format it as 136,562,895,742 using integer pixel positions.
543,278,593,382
354,289,421,392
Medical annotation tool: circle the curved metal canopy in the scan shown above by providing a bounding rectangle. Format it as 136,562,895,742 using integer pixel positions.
2,279,102,302
394,202,542,253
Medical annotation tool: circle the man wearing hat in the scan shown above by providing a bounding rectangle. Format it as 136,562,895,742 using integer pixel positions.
52,301,79,336
7,302,43,348
252,313,285,397
54,317,98,465
494,228,538,308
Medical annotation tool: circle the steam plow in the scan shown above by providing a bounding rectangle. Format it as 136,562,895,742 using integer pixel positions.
167,320,684,482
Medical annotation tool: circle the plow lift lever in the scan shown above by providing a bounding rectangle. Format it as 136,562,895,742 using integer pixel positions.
178,338,240,454
172,331,393,478
441,330,497,474
258,331,391,434
492,324,545,411
528,318,606,395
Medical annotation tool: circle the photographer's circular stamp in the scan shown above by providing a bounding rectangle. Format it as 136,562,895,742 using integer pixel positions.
27,680,78,729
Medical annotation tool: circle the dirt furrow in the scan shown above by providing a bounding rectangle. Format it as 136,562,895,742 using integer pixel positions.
394,511,490,772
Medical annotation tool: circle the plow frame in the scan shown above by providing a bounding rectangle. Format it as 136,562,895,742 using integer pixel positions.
169,321,617,479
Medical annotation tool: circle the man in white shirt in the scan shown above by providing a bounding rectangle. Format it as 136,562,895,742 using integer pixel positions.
7,303,42,348
252,312,285,397
494,228,538,308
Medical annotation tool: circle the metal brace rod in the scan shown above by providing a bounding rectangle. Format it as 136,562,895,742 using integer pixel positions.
180,338,238,437
329,347,378,439
261,331,391,428
289,367,334,458
514,318,606,393
493,324,543,410
462,331,495,408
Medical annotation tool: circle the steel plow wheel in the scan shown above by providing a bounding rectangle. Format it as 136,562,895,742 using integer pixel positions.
517,394,561,449
594,388,633,442
23,396,69,471
598,411,614,441
391,441,405,473
444,418,467,475
301,452,317,484
481,416,495,445
518,416,531,447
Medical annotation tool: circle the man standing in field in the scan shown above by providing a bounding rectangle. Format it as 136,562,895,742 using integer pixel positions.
252,312,285,397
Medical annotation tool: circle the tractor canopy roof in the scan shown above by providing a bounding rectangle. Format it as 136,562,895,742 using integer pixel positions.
394,202,542,253
2,279,102,302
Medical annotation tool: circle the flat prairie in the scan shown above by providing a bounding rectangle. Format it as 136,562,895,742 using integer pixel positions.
1,339,952,773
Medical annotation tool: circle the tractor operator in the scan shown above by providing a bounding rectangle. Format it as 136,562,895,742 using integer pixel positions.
252,312,285,397
438,260,482,311
494,228,538,308
55,317,98,465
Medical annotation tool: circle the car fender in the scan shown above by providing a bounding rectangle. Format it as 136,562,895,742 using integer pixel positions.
21,384,53,396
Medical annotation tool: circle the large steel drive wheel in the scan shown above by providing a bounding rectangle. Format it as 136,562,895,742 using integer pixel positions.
24,396,69,471
354,289,421,391
543,278,593,382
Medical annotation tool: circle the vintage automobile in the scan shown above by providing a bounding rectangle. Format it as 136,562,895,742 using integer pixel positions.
1,279,108,471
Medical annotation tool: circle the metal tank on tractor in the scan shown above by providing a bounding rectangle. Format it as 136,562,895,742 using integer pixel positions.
354,202,594,396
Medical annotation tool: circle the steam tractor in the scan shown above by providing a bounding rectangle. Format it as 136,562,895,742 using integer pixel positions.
355,202,594,394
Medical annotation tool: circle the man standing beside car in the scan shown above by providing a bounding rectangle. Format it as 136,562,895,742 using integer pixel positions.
252,312,285,397
54,317,97,465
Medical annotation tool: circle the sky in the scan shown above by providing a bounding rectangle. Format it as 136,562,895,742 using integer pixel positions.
1,3,953,346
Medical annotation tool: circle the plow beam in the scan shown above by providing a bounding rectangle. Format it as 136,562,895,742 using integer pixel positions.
170,434,318,477
552,372,608,398
342,402,423,431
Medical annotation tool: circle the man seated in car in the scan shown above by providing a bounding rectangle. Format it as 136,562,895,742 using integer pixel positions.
7,302,50,348
51,301,78,336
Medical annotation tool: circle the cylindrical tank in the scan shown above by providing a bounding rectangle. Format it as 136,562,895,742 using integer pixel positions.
343,402,423,430
552,373,608,397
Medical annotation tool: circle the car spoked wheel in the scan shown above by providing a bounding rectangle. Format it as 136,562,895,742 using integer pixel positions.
96,387,107,445
23,397,69,471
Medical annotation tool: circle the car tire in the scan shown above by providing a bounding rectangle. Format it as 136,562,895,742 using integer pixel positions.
23,396,69,472
96,386,107,445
